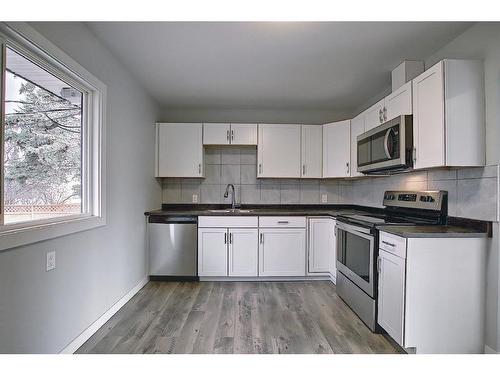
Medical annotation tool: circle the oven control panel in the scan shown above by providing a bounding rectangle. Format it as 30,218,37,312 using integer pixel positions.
383,190,447,211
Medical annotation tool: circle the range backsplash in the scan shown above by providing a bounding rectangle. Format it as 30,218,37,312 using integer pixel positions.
161,145,499,222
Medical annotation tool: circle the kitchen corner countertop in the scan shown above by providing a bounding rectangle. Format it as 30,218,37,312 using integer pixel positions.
379,225,490,238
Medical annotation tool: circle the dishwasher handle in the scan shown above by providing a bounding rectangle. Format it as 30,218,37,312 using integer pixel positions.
148,215,198,224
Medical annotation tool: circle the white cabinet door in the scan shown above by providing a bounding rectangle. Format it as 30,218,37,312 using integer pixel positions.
385,81,412,121
228,228,258,276
363,98,385,131
322,120,351,178
156,123,203,177
378,249,406,346
329,220,337,281
259,228,306,276
203,123,231,145
308,218,335,273
301,125,322,178
231,123,258,145
349,113,365,177
198,228,228,276
412,61,445,169
257,124,301,178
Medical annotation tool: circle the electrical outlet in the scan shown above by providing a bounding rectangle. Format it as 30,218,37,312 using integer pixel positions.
321,194,328,203
192,194,198,203
46,251,56,272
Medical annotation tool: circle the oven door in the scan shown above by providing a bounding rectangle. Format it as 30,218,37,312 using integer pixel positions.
336,221,375,297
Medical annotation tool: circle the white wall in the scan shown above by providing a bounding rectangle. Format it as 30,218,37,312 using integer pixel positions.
0,23,161,353
423,22,500,353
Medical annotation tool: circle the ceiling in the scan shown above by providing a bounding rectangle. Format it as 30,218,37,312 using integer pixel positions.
86,22,472,113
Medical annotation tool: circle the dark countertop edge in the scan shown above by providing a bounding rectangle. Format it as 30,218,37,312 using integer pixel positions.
379,226,490,239
144,204,492,237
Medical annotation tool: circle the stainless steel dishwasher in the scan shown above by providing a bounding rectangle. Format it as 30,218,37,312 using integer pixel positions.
148,215,198,280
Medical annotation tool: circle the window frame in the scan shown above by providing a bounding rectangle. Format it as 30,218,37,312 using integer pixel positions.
0,22,106,251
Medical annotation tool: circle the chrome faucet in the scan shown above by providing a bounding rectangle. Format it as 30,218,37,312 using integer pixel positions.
224,184,237,210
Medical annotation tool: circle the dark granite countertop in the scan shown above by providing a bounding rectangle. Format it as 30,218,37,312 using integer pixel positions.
379,225,490,238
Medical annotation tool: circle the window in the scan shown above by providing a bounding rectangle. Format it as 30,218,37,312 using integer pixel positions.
0,22,106,250
4,47,83,224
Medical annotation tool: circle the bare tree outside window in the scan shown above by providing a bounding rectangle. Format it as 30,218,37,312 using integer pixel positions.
3,47,82,224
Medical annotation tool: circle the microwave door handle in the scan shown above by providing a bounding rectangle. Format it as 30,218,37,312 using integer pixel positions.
383,128,393,159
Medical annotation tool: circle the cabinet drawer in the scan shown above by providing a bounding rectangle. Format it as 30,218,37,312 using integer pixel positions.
198,216,258,228
259,216,306,228
379,232,407,259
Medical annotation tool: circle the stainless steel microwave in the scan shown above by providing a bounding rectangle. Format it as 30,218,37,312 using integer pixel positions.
357,115,413,174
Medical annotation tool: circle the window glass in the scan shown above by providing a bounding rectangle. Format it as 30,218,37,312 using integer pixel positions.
4,47,83,224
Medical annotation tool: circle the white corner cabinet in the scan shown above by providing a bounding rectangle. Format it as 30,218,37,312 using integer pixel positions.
412,59,485,169
155,123,204,177
323,120,351,178
308,217,336,279
301,125,323,178
198,216,259,277
203,123,257,145
257,124,302,178
377,231,487,353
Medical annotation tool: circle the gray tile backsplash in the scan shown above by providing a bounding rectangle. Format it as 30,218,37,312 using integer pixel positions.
161,146,498,222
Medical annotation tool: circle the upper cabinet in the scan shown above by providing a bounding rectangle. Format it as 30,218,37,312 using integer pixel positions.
323,120,351,178
363,81,413,131
350,113,365,177
257,124,301,178
203,123,257,145
412,60,485,169
156,123,203,177
301,125,323,178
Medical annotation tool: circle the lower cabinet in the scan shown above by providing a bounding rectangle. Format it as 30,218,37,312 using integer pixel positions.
198,227,258,277
377,248,406,346
308,217,335,274
258,228,306,276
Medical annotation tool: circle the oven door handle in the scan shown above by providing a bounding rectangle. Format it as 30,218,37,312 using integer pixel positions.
383,128,393,159
336,221,373,236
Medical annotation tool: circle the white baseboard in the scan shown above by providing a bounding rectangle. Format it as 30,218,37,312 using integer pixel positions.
484,345,499,354
199,276,330,282
59,276,148,354
329,273,336,285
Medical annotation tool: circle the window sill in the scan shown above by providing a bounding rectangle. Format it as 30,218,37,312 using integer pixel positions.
0,215,106,251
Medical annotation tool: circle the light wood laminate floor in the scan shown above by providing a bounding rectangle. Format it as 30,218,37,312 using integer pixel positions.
76,281,400,354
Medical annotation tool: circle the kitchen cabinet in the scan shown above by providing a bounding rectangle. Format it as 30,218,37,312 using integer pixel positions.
323,120,351,178
384,81,412,121
412,59,485,169
349,113,365,177
301,125,323,178
257,124,301,178
198,228,228,276
258,228,306,276
378,248,406,346
378,230,487,353
203,123,257,145
363,82,412,132
198,217,258,277
229,228,259,276
156,123,203,177
308,217,335,274
363,98,385,131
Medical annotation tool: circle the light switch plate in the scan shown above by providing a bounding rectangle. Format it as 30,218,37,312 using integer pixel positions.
321,194,328,203
46,251,56,271
192,194,198,203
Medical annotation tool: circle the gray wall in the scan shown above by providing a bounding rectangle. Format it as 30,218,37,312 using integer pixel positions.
0,23,161,353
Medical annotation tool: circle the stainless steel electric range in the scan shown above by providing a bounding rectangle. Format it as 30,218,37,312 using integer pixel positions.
335,190,448,331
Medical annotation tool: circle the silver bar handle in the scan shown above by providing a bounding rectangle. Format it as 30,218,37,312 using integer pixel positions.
231,129,234,141
412,147,417,164
277,221,289,224
258,164,262,174
224,232,227,244
198,164,202,174
379,109,383,123
382,240,395,247
302,164,306,176
383,106,387,121
229,232,232,244
226,130,230,142
260,233,263,244
346,162,350,175
377,257,382,273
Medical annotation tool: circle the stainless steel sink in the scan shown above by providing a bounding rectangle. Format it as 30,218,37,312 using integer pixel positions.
207,209,252,213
